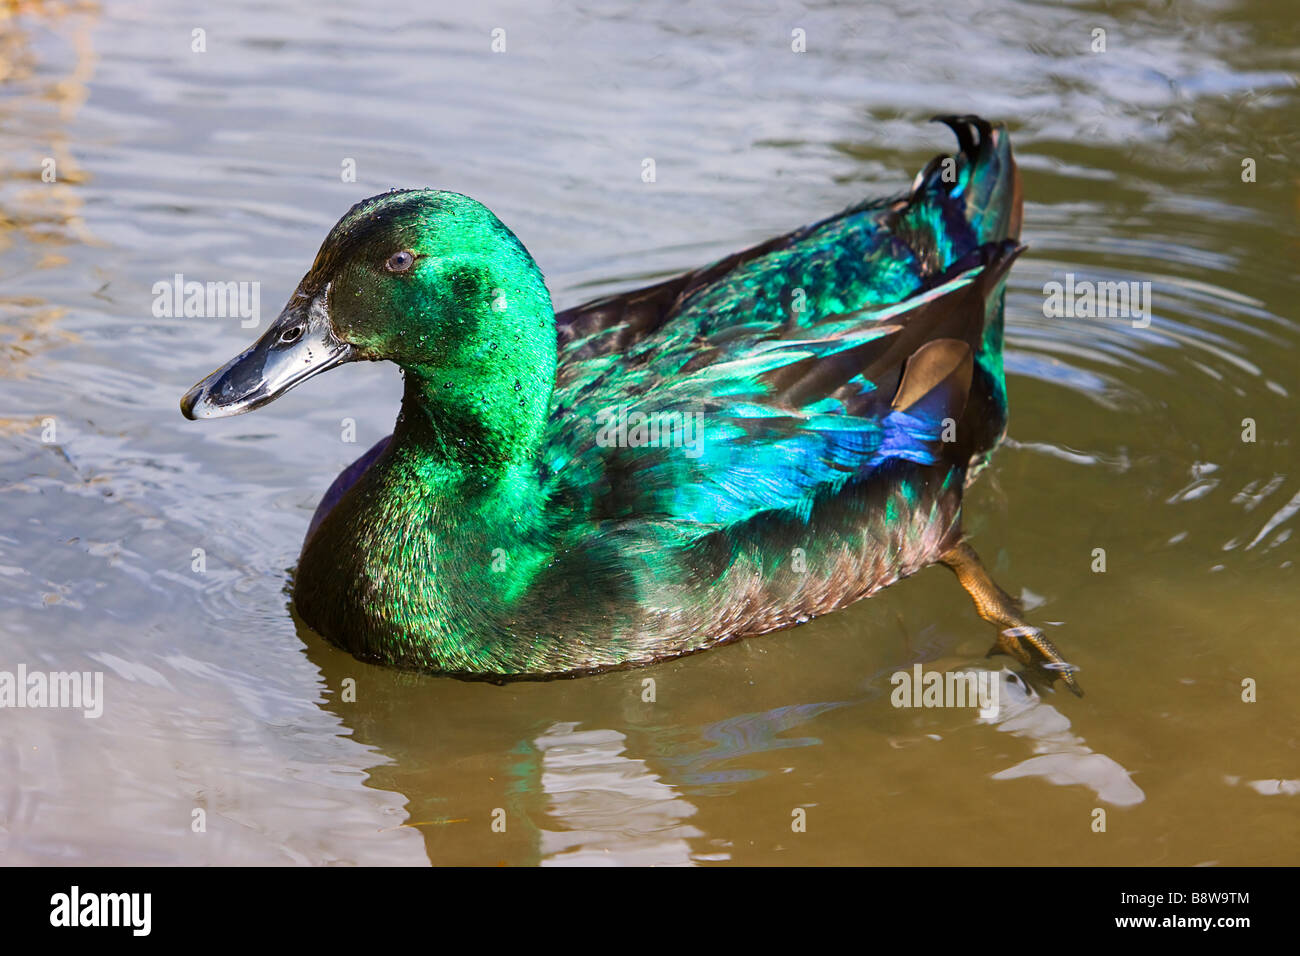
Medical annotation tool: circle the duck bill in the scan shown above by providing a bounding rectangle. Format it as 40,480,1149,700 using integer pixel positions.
180,291,354,420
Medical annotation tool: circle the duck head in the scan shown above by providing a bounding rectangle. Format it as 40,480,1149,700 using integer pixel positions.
181,189,558,460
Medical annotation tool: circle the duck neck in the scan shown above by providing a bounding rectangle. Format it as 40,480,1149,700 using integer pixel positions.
392,308,558,480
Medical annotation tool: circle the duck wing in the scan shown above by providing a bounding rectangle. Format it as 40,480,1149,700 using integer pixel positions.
543,241,1021,531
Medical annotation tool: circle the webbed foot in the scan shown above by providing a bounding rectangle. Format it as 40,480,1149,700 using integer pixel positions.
939,540,1083,697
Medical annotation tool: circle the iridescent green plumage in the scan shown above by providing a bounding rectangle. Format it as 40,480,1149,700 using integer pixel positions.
183,116,1080,691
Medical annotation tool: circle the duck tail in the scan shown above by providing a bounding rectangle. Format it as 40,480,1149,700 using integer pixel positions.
896,116,1022,435
912,115,1022,249
883,116,1023,315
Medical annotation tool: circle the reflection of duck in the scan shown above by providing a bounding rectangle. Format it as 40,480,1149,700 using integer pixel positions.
534,722,704,866
982,670,1142,806
182,116,1077,692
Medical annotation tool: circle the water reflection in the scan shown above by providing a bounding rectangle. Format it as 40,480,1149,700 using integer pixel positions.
983,670,1145,807
0,2,96,384
534,722,705,866
304,611,1150,863
669,701,848,788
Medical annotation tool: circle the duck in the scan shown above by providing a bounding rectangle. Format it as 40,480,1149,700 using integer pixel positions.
181,115,1080,694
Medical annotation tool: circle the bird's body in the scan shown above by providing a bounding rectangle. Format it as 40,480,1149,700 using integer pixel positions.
183,116,1081,691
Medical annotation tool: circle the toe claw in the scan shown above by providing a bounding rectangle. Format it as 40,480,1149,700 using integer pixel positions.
997,625,1084,697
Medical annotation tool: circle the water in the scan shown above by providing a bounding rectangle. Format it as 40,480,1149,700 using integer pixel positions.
1,0,1296,865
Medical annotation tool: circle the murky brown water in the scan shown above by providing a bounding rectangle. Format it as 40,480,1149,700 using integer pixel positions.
1,0,1297,865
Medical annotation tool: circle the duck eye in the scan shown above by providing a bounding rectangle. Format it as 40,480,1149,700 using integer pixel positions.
279,325,304,344
385,250,416,273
